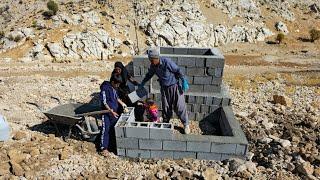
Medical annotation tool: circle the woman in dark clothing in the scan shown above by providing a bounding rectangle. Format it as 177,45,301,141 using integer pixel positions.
111,61,139,105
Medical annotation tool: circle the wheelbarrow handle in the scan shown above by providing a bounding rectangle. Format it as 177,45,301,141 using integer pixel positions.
75,110,111,117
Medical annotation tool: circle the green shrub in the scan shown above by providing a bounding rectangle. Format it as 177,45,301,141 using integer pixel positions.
8,34,14,41
276,33,285,44
42,10,55,17
14,35,22,42
47,0,58,15
309,28,320,42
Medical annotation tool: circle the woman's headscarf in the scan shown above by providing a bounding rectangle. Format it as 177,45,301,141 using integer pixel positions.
113,61,128,85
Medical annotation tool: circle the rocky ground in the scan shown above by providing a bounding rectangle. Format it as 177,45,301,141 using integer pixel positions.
0,0,319,179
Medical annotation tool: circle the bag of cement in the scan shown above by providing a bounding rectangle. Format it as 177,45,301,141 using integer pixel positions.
0,114,10,141
128,87,148,103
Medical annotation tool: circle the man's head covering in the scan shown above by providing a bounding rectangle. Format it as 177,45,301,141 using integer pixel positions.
147,47,160,59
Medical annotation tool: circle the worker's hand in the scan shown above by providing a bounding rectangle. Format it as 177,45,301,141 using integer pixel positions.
182,78,189,92
138,83,145,89
122,103,127,109
110,111,119,118
132,81,139,86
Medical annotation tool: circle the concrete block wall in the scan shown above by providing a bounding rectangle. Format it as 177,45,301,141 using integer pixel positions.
115,106,248,160
131,47,231,121
118,47,249,160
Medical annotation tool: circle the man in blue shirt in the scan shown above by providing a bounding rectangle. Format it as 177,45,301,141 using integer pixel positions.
100,75,127,156
140,47,190,134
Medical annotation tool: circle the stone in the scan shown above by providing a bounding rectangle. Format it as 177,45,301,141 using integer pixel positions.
13,131,27,140
59,150,69,160
30,148,40,157
0,162,10,176
202,168,220,180
10,161,24,176
275,22,289,34
181,169,192,179
8,150,27,163
314,167,320,178
228,158,245,172
273,95,292,107
46,43,66,59
156,170,168,179
297,161,314,176
107,172,120,179
279,139,291,148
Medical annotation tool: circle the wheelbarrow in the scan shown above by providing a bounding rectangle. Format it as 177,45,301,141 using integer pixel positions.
41,103,110,141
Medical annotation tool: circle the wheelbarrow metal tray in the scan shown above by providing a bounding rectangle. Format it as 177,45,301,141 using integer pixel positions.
43,103,101,126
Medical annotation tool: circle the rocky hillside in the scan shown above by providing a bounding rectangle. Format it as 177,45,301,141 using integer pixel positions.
0,0,319,62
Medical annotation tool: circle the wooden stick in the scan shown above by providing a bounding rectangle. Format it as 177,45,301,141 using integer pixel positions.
75,110,111,117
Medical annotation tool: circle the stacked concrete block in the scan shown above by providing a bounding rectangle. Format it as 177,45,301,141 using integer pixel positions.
118,47,249,161
115,106,248,160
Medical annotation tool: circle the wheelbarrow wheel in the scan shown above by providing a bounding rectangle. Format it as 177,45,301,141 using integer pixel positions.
79,117,100,142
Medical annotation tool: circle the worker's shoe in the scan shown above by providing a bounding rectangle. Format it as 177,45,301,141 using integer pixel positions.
184,125,190,134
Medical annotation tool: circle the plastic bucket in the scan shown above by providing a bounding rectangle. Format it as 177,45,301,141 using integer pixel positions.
0,115,10,141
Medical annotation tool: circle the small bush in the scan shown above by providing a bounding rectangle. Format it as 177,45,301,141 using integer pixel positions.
8,34,14,41
47,0,58,15
42,10,55,17
14,35,22,42
309,28,320,42
276,33,285,44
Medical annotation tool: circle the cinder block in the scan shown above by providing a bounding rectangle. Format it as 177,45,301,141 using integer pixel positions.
211,77,222,85
200,105,209,113
211,143,236,154
203,85,221,93
149,123,173,140
151,80,160,90
133,58,145,66
139,139,163,150
206,68,215,76
214,67,224,78
178,57,195,67
187,142,211,152
209,105,219,113
187,68,205,76
174,47,188,54
197,152,221,161
189,85,204,92
125,122,150,139
180,67,186,75
205,57,225,67
196,97,204,104
192,104,200,112
212,97,222,106
188,48,208,55
195,58,205,67
188,112,195,120
204,97,213,105
151,150,173,159
115,121,126,138
117,148,126,156
236,144,247,155
160,47,174,54
133,66,141,76
193,76,212,85
116,137,139,149
126,149,151,158
187,104,193,112
221,98,231,106
163,141,186,151
173,152,197,159
187,96,196,103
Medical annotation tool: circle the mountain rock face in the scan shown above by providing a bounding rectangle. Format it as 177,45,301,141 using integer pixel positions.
0,0,319,61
